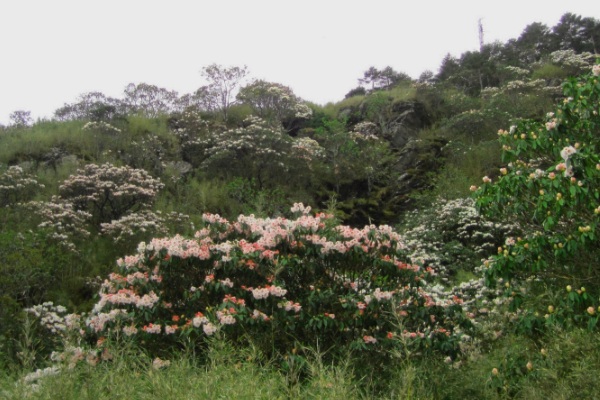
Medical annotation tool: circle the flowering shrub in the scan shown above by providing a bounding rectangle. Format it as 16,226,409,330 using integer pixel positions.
481,76,559,120
291,137,325,162
199,116,314,188
473,63,600,327
401,198,518,277
170,110,213,167
549,50,596,74
85,203,470,359
25,198,91,252
237,80,313,126
25,302,84,343
59,163,163,226
0,165,45,207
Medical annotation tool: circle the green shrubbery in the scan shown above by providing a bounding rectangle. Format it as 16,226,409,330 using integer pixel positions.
475,63,600,330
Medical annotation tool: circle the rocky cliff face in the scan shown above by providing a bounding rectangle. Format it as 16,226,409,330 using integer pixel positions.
393,137,447,199
377,101,431,149
339,99,431,149
332,98,448,224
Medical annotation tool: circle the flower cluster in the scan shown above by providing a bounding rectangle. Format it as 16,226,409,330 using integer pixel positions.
22,366,61,393
504,79,546,92
549,50,596,71
197,116,297,180
25,302,84,344
291,137,325,161
100,210,170,243
82,121,122,135
352,121,379,138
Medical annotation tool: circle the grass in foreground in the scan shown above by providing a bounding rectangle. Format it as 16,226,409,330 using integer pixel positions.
2,329,600,399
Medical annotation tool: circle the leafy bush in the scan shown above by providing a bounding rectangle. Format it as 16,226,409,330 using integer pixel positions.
441,108,512,143
474,63,600,326
0,230,74,365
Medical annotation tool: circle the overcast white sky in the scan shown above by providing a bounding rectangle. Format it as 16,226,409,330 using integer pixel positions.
0,0,598,125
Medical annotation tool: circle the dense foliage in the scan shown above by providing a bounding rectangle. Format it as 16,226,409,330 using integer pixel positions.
476,65,600,283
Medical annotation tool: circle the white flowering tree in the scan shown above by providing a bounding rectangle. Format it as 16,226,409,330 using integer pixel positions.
59,163,164,226
0,165,45,207
100,210,191,244
199,116,312,188
237,80,312,128
25,198,92,253
169,109,213,167
401,198,518,277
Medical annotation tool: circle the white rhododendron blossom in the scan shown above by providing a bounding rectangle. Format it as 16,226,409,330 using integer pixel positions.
560,146,577,161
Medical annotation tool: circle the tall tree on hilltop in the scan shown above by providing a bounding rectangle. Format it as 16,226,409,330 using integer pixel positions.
436,54,460,82
54,92,122,121
359,66,411,91
200,64,249,121
516,22,553,63
237,80,312,129
8,110,33,127
123,83,179,118
552,13,600,53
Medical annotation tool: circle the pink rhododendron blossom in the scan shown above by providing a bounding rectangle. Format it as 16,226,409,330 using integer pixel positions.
164,325,177,334
363,335,377,344
203,323,217,335
545,120,557,130
142,323,161,334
